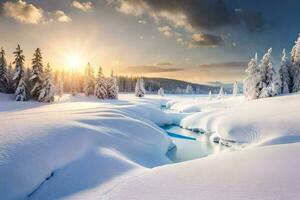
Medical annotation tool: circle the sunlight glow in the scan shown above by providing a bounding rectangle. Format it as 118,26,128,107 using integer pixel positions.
66,53,83,71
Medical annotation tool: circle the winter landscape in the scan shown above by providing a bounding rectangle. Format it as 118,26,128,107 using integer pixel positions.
1,1,300,200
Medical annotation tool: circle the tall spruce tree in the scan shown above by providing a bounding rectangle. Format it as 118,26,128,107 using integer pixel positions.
30,48,44,99
244,53,260,100
279,49,291,94
0,48,9,93
39,63,55,102
291,34,300,92
94,66,107,99
13,45,26,101
259,48,275,98
135,78,145,97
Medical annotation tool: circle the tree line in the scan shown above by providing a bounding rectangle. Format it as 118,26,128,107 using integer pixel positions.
244,34,300,100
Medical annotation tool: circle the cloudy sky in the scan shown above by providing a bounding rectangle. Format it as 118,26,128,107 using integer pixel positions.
0,0,299,83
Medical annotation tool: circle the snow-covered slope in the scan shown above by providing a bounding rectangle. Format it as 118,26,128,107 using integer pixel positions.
169,94,300,146
0,93,172,199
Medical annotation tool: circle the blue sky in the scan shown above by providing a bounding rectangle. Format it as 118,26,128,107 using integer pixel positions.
0,0,299,83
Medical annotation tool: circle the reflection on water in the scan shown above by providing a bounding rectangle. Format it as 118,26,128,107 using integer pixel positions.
162,125,225,163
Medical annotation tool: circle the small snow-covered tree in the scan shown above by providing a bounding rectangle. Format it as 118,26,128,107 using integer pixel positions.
218,87,224,98
244,53,260,100
135,78,146,97
208,90,212,100
13,45,26,101
94,66,107,99
0,48,9,93
70,72,78,96
232,81,238,96
38,63,55,102
84,62,95,96
158,87,164,96
30,48,44,99
278,49,291,94
106,76,118,99
185,84,194,94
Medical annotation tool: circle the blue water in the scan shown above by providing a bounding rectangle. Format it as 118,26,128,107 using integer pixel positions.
162,125,225,163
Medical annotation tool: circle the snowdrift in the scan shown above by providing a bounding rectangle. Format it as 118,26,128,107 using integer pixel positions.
0,94,172,199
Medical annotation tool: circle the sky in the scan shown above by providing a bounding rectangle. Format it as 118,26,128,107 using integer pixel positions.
0,0,300,83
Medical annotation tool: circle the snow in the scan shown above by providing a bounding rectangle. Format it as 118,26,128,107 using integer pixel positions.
1,92,300,200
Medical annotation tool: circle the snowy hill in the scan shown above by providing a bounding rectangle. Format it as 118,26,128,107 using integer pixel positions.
1,93,300,199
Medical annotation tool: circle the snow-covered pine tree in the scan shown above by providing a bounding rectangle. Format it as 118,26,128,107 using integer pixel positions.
70,72,77,96
135,78,146,97
218,87,224,98
94,66,107,99
185,84,194,94
84,62,95,96
158,87,164,96
30,48,44,99
38,63,55,102
232,81,238,96
278,49,291,94
259,48,276,98
13,45,26,101
291,34,300,92
244,53,260,100
208,90,212,100
6,63,14,93
56,71,64,101
106,76,118,99
0,48,9,93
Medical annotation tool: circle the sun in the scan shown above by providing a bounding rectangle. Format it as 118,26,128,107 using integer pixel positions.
66,53,83,71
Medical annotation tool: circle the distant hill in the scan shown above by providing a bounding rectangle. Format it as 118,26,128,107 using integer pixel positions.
143,77,220,94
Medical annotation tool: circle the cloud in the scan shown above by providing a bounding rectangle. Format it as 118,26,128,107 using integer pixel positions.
3,0,43,24
71,1,93,12
55,10,72,22
107,0,268,35
189,33,224,47
158,26,173,37
116,65,183,74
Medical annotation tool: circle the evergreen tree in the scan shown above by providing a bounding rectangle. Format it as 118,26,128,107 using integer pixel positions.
0,48,9,93
185,84,194,94
106,76,118,99
94,66,107,99
218,87,224,98
30,48,44,99
279,49,291,94
83,62,95,96
259,48,276,98
244,53,260,100
208,90,212,100
232,81,238,96
158,87,164,96
7,63,14,93
38,63,55,102
291,34,300,92
135,78,145,97
70,72,77,96
13,45,26,101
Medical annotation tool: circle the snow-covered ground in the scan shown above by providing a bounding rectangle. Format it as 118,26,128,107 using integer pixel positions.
1,93,300,199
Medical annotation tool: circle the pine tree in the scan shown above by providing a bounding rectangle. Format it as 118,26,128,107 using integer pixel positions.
13,45,26,101
106,76,118,99
244,53,260,100
7,63,14,93
84,62,95,96
259,48,275,98
70,72,77,96
218,87,224,98
291,34,300,92
135,78,145,97
0,48,9,93
232,81,238,96
158,87,164,96
30,48,44,99
38,63,55,102
279,49,291,94
208,90,212,100
94,66,107,99
185,84,194,94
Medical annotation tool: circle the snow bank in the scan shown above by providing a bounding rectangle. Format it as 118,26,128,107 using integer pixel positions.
170,94,300,145
106,142,300,200
0,94,172,199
